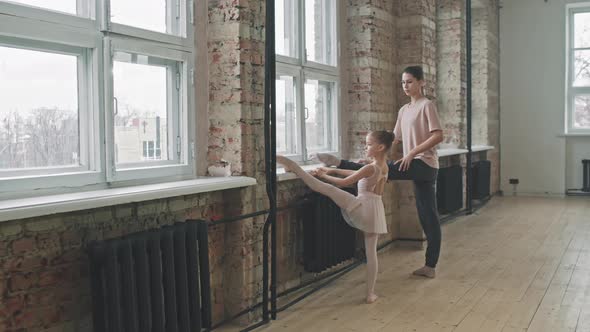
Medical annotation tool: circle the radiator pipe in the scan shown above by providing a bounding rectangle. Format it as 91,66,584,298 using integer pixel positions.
209,210,269,226
263,0,278,323
208,233,398,330
276,261,362,313
208,199,312,226
276,238,397,313
277,261,360,298
466,0,473,215
440,194,492,224
240,319,271,332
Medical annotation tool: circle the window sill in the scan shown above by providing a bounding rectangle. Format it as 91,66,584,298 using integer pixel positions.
557,133,590,137
437,145,495,157
438,148,469,157
0,176,257,222
471,145,495,152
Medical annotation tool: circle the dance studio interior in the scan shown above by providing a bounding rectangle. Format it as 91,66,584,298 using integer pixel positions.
0,0,589,331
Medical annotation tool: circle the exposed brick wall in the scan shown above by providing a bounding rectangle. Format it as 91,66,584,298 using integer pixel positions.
391,0,438,242
396,0,437,106
0,1,503,330
436,0,466,147
0,192,228,331
207,0,268,323
346,0,397,159
345,0,399,242
472,0,500,193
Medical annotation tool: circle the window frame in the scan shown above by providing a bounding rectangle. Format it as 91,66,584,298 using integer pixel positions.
566,3,590,134
0,1,95,24
275,0,340,164
275,64,301,156
100,0,194,49
0,6,104,196
0,0,196,199
104,36,194,182
0,39,96,178
302,72,339,155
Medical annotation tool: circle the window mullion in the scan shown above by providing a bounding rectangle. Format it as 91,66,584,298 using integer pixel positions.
103,38,116,179
76,0,93,18
326,84,332,150
299,69,307,162
299,0,306,66
99,0,110,31
78,51,89,170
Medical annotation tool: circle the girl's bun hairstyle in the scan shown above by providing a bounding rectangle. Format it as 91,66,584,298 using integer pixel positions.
370,130,395,150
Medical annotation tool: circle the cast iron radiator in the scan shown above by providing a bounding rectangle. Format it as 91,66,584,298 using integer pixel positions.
302,189,356,273
436,165,463,214
472,160,491,200
88,220,211,332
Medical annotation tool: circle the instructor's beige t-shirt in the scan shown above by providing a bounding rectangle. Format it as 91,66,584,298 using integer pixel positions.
393,98,442,169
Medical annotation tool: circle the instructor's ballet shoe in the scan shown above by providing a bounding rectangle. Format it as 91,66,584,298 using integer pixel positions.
412,266,435,278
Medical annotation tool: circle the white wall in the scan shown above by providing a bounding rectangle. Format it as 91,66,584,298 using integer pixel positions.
500,0,589,195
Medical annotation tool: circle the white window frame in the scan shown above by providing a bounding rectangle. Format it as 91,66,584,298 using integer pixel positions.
100,0,194,50
275,64,301,156
0,0,196,199
565,3,590,134
104,37,194,182
275,0,340,164
302,71,339,155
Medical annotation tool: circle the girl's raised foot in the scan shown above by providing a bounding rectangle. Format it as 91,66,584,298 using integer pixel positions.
276,155,293,172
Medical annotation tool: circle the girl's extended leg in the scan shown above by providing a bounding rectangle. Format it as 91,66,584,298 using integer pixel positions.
277,156,357,209
364,233,379,304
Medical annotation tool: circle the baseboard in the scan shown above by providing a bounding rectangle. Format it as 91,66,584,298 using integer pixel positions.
501,191,566,197
566,189,590,196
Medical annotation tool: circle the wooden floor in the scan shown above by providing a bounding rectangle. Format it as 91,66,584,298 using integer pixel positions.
223,196,590,332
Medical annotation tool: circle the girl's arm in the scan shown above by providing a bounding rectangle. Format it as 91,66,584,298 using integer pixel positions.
318,165,374,187
320,167,356,177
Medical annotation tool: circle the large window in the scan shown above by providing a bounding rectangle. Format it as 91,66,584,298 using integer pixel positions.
275,0,339,162
0,0,195,196
567,5,590,133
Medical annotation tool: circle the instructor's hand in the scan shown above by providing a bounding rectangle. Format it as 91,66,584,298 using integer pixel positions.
394,152,416,172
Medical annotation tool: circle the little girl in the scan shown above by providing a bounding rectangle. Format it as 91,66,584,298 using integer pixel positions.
277,130,393,304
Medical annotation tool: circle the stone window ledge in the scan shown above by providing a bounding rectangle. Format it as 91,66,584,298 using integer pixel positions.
0,177,257,223
471,145,495,152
